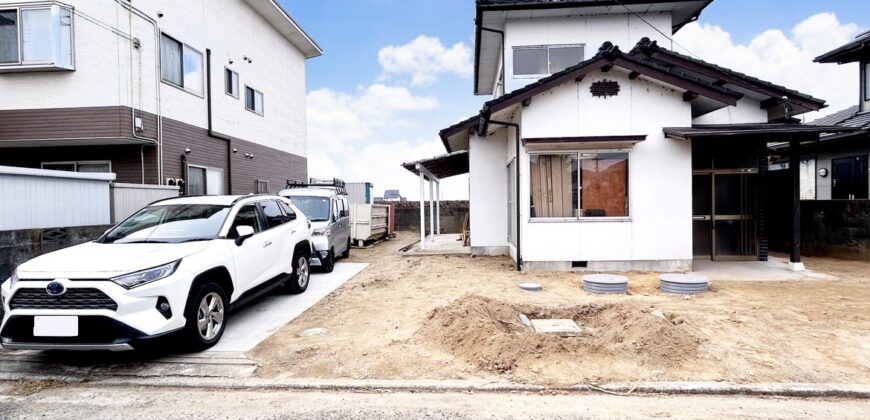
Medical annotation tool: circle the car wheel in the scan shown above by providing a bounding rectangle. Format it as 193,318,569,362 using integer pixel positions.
322,249,336,273
340,238,351,258
286,250,310,294
183,283,227,351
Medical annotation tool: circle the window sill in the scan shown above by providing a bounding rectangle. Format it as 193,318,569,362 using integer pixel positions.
161,79,204,98
245,108,264,117
528,217,631,223
0,63,75,73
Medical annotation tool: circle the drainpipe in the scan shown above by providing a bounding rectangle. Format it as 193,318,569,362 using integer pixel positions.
481,110,522,272
205,48,234,194
117,0,162,184
481,27,505,95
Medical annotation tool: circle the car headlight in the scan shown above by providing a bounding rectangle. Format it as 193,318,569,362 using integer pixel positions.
312,227,330,236
111,260,181,289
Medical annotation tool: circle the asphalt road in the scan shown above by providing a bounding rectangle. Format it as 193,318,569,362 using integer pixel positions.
0,382,867,419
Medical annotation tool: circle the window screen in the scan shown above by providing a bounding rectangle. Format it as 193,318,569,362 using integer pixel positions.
529,152,629,218
549,46,584,73
0,10,19,64
529,154,578,218
578,153,629,217
513,47,548,76
188,167,206,196
160,34,183,86
225,68,239,97
865,62,870,101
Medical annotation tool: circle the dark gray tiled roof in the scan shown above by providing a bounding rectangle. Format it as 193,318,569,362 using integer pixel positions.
807,105,860,126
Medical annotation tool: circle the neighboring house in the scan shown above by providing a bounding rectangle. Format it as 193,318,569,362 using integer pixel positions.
382,190,406,202
795,32,870,201
0,0,320,195
407,0,856,272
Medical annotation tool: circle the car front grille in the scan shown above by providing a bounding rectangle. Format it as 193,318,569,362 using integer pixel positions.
9,288,118,311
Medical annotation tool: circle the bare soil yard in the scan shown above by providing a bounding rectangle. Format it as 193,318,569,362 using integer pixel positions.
252,232,870,386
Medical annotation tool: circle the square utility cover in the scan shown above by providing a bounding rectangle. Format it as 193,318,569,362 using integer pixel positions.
530,319,582,337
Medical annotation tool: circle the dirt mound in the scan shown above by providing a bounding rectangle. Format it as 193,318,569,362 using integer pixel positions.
416,295,704,375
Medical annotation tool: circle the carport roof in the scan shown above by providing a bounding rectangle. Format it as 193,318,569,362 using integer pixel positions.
663,123,862,140
402,151,469,180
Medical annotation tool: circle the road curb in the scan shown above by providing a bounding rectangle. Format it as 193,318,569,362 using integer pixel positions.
1,373,868,399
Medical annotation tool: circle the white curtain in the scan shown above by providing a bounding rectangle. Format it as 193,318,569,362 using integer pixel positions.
161,34,182,85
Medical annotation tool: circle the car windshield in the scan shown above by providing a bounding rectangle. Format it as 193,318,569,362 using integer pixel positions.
286,196,331,221
101,204,231,244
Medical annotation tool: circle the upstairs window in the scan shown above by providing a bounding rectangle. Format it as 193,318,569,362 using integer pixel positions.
0,5,74,71
245,86,264,115
513,45,584,77
865,61,869,101
225,68,239,98
161,33,203,95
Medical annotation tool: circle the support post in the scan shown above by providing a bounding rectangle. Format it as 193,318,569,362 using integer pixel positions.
429,179,435,242
788,139,804,271
419,169,426,250
436,181,441,235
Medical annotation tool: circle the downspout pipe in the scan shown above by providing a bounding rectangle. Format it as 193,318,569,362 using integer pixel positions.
115,0,162,184
481,110,522,272
205,48,234,194
480,27,505,95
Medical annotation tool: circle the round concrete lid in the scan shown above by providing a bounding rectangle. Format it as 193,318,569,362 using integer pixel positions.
660,273,709,284
519,282,543,291
582,274,629,284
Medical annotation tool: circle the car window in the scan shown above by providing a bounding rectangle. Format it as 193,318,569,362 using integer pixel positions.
287,196,331,221
277,201,296,219
258,200,289,229
228,204,263,238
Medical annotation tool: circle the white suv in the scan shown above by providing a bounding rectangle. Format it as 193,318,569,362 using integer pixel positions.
0,195,311,352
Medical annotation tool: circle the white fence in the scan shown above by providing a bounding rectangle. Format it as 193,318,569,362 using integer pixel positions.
0,166,180,231
0,165,116,230
111,183,180,223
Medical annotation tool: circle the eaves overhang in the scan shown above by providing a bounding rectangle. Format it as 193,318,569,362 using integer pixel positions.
244,0,323,59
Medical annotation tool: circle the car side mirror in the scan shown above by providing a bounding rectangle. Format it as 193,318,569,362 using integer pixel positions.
235,225,255,246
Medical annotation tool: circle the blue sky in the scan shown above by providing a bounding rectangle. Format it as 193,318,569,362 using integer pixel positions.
278,0,868,199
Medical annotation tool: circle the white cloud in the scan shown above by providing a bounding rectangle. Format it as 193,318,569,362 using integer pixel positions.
378,35,473,85
674,12,863,119
307,83,438,154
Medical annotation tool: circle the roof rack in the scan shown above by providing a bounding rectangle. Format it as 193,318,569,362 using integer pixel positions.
285,178,348,195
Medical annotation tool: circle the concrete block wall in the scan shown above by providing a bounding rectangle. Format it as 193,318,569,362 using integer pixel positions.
392,201,469,234
0,225,111,281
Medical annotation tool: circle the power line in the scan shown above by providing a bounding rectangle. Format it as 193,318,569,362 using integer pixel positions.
613,0,701,59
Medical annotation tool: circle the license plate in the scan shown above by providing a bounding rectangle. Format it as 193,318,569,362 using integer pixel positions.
33,316,78,337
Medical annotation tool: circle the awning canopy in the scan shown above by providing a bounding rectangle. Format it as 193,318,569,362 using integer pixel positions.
402,151,469,180
523,135,646,151
663,123,863,141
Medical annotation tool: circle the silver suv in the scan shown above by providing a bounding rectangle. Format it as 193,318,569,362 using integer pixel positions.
279,179,351,272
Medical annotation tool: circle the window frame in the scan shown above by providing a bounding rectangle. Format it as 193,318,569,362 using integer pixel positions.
225,67,239,99
187,164,224,196
41,160,111,173
256,179,269,194
160,32,204,97
0,3,76,71
512,44,585,78
245,85,264,116
864,61,870,102
528,149,631,223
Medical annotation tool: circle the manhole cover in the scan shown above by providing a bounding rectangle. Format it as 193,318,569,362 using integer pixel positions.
519,282,543,291
659,273,709,294
582,274,629,294
530,319,582,336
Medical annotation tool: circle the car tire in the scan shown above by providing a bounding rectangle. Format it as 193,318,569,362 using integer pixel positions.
285,249,311,295
322,249,336,273
182,282,228,351
340,238,351,259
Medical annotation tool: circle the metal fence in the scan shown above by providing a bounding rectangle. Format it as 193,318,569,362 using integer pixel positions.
111,183,180,223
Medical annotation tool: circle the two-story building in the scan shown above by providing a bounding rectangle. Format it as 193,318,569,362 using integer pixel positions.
407,0,858,272
0,0,320,195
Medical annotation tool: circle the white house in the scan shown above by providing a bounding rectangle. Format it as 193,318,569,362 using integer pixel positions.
406,0,857,272
0,0,320,195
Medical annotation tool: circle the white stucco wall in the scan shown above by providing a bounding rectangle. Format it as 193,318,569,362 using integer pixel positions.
0,0,308,157
469,130,509,251
692,97,768,125
503,13,673,94
514,68,694,264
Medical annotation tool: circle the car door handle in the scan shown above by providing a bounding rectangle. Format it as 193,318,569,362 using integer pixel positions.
263,241,273,248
